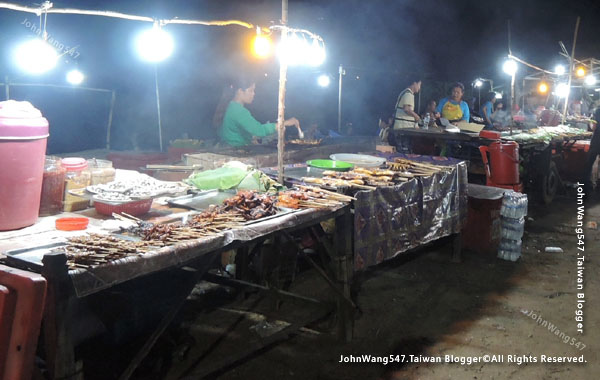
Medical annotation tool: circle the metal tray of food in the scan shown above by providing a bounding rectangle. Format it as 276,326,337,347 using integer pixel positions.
243,207,299,226
4,242,68,272
167,190,236,211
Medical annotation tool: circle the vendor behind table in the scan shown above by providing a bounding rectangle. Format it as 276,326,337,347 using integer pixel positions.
436,82,470,125
421,99,441,129
214,76,303,147
393,79,422,129
481,92,497,130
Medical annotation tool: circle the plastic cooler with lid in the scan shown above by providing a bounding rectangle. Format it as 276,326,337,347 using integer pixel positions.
0,100,49,231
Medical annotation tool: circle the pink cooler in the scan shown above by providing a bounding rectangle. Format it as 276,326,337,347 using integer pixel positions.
0,101,49,231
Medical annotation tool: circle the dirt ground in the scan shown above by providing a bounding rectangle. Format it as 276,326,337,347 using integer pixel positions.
131,190,599,380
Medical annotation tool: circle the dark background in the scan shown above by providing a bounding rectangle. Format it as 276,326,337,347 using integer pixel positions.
1,0,600,153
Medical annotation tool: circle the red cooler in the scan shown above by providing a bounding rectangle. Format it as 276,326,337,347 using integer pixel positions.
479,141,520,185
0,101,49,230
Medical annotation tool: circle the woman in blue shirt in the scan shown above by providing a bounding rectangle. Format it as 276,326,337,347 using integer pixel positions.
436,82,470,125
481,92,497,130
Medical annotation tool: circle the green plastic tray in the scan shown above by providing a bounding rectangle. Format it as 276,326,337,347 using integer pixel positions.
306,159,354,171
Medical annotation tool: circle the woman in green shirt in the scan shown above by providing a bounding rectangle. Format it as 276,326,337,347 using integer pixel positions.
215,79,301,147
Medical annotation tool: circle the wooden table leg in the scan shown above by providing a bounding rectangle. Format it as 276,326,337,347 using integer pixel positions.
334,206,354,342
41,252,81,380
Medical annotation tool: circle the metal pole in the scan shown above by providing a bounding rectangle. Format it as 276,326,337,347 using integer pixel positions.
4,76,8,100
106,90,116,150
276,0,288,184
154,64,163,152
478,88,481,111
510,74,515,135
338,64,343,133
522,78,526,111
562,16,580,124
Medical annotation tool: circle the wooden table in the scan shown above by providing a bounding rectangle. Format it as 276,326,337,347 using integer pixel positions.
0,204,353,380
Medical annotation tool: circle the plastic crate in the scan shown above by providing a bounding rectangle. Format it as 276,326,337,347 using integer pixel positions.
94,198,153,216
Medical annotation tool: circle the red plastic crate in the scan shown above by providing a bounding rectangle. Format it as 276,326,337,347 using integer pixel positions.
94,198,153,216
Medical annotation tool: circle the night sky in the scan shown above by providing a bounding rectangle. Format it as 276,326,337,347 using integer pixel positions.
1,0,600,153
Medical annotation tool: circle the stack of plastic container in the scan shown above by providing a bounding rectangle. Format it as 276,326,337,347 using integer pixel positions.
497,191,528,261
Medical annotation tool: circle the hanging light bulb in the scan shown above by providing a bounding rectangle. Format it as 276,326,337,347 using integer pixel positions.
474,79,483,88
252,27,272,59
554,65,566,75
502,59,518,76
14,38,58,74
538,82,549,94
66,69,85,85
135,22,174,62
279,32,303,66
307,38,326,66
317,74,330,87
555,83,570,98
584,75,597,86
575,67,586,78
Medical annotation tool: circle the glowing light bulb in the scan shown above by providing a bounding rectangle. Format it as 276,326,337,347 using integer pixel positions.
585,75,596,86
252,29,272,59
14,39,58,74
503,60,517,76
66,69,84,85
555,83,570,98
307,38,325,66
135,24,174,62
554,65,565,75
575,67,586,78
317,74,330,87
474,79,483,88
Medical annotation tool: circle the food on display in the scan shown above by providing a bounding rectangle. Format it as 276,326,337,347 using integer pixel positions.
277,186,354,209
288,139,322,145
61,158,96,212
88,159,116,185
302,176,375,189
222,191,276,220
387,158,453,176
87,176,189,202
63,233,163,269
39,157,67,216
504,125,592,143
59,186,352,269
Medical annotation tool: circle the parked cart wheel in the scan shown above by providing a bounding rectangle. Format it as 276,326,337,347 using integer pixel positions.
542,161,559,204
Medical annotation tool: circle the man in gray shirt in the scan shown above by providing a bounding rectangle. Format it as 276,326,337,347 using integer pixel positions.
394,79,422,129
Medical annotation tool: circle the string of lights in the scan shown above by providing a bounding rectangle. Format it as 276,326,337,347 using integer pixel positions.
0,1,327,72
0,1,251,26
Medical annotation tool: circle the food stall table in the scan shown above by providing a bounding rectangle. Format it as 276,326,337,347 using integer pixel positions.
394,127,593,203
0,203,353,380
263,153,468,270
183,136,377,170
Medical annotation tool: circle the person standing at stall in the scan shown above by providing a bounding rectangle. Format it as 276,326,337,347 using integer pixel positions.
481,92,497,130
213,77,302,147
582,106,600,193
436,82,470,125
393,79,422,129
